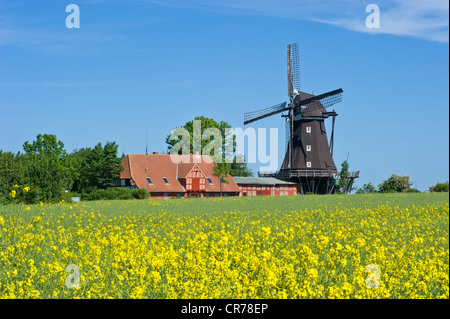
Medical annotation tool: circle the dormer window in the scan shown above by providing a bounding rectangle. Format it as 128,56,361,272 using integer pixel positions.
307,162,312,168
146,177,153,185
207,178,213,184
162,177,169,184
306,145,312,152
306,126,312,133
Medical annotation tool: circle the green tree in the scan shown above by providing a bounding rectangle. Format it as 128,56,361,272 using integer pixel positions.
87,142,123,190
355,182,377,194
66,148,93,193
378,174,413,193
0,150,23,196
166,116,252,176
166,116,229,156
213,162,231,197
338,160,351,193
429,182,449,193
230,154,253,177
22,134,72,202
23,134,67,159
69,142,123,193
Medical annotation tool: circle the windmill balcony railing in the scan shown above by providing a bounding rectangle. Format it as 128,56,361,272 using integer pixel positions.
259,170,359,179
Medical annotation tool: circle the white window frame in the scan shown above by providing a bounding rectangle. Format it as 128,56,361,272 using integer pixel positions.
306,126,312,133
306,145,312,152
307,161,312,168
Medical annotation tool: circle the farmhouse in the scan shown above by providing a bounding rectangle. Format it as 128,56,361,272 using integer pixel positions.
117,153,240,199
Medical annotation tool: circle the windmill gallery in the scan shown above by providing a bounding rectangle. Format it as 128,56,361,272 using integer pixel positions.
116,44,359,197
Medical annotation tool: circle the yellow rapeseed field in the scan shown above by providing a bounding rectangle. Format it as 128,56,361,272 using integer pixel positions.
0,193,448,299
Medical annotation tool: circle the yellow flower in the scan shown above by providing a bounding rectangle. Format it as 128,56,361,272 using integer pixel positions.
307,268,319,280
32,216,42,224
0,193,447,299
23,187,31,193
356,238,366,248
10,190,16,198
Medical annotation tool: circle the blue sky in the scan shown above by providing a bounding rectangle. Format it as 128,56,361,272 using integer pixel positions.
0,0,448,191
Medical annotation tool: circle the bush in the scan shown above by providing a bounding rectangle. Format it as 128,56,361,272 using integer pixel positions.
405,188,421,193
355,183,377,194
131,189,150,200
81,188,133,201
379,174,413,193
0,195,7,205
1,184,43,205
61,191,82,203
429,182,449,193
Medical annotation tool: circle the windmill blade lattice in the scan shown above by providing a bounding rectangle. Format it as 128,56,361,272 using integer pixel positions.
285,117,291,154
244,101,289,125
297,89,343,116
290,43,300,93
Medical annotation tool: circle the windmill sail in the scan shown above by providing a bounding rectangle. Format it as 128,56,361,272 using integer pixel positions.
295,89,343,118
285,117,291,154
287,43,301,98
287,44,293,98
244,102,289,125
291,43,300,94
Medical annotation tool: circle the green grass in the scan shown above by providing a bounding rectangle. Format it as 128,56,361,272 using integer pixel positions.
1,192,449,219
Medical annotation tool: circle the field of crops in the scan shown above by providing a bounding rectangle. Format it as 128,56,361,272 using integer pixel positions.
0,193,448,299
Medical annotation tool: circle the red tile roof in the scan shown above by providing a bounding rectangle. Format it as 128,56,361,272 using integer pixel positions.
120,154,240,193
177,163,197,179
120,155,131,179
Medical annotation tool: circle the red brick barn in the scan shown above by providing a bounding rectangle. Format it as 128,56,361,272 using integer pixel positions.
233,177,300,197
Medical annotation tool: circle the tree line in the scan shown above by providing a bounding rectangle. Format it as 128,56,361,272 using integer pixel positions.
0,134,124,204
354,175,448,194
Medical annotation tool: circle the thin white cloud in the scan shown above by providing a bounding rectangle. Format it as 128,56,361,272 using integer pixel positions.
0,82,93,88
0,80,198,88
328,0,450,43
141,0,449,43
0,28,122,56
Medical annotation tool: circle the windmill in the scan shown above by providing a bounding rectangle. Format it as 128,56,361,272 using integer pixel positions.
244,43,354,194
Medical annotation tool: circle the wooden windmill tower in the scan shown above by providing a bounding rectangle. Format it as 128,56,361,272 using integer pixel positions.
244,43,357,194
